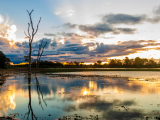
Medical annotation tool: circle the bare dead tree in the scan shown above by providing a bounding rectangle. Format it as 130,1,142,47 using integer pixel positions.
35,39,48,74
24,9,41,75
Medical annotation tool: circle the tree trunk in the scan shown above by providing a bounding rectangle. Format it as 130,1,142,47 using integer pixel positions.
28,43,32,75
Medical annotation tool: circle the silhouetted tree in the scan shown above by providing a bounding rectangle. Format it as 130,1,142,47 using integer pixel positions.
0,51,10,68
24,10,41,75
36,39,48,73
116,59,122,67
74,61,80,66
109,59,117,67
97,60,102,65
124,57,130,66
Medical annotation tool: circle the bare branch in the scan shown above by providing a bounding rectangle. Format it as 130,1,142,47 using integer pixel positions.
39,42,47,63
27,23,31,38
24,31,30,38
27,10,35,43
27,9,34,15
34,17,41,35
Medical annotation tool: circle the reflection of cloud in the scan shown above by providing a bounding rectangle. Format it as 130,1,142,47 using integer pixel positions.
63,104,76,112
79,99,137,111
82,88,90,95
0,85,16,116
89,81,97,90
104,110,143,120
78,98,142,120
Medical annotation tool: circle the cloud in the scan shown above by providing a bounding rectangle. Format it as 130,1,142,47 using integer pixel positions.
79,23,113,37
89,40,160,57
153,5,160,14
58,44,89,54
102,14,146,25
0,37,10,46
78,23,136,36
0,23,11,37
6,53,26,64
14,42,22,47
15,38,52,49
10,38,160,64
44,33,56,36
50,40,57,47
63,22,77,29
102,13,160,25
54,32,95,44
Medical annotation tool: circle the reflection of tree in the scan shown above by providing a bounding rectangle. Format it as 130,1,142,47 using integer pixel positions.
24,75,37,120
24,75,47,120
35,76,47,110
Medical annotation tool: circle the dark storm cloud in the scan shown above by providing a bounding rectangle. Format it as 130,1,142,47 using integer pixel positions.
34,38,52,49
59,56,71,58
117,28,136,34
55,40,160,59
64,40,70,44
63,22,77,29
51,32,95,44
58,43,89,54
15,42,22,47
102,14,146,25
6,53,26,64
79,23,113,37
102,13,160,25
65,43,80,47
15,38,53,49
60,32,95,39
52,23,77,29
78,23,136,36
10,38,160,64
44,33,56,36
88,40,160,57
50,40,57,47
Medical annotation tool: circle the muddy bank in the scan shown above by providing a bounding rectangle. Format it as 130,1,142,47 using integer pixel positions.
0,70,16,84
0,116,19,120
45,73,126,78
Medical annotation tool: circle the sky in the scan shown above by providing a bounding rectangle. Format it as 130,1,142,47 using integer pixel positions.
1,0,160,63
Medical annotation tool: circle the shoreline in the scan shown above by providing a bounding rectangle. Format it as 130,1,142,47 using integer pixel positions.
2,68,160,74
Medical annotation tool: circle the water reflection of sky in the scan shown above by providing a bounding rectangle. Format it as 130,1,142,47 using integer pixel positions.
0,71,160,120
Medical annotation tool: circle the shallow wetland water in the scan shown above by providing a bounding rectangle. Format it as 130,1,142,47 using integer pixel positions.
0,71,160,120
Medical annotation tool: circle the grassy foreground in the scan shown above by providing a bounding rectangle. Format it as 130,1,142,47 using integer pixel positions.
1,68,160,74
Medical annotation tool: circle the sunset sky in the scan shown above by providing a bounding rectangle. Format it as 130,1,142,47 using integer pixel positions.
1,0,160,63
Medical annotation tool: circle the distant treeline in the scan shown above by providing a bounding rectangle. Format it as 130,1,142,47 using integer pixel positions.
13,57,160,68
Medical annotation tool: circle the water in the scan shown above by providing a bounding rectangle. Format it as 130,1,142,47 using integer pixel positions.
0,71,160,120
